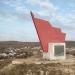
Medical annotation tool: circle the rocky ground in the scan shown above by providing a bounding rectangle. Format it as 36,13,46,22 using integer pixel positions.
1,57,75,75
0,41,75,75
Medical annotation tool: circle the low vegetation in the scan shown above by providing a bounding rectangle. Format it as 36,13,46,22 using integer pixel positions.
0,41,75,75
0,59,12,69
0,62,75,75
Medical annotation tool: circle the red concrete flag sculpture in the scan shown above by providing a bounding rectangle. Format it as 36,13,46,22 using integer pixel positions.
31,12,66,52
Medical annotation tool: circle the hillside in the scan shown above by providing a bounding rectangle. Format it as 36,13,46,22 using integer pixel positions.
0,41,75,48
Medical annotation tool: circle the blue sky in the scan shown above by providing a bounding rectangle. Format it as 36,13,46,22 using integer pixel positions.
0,0,75,42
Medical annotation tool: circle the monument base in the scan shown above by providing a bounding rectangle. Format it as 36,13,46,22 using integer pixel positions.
43,43,66,60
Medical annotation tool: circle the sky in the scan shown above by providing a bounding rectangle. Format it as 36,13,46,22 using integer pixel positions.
0,0,75,42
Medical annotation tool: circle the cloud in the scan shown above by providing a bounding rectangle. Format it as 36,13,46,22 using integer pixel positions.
0,11,31,22
1,0,27,12
0,0,31,20
0,26,38,42
0,0,75,41
26,0,61,23
26,0,40,5
25,0,75,40
56,12,75,30
1,0,75,29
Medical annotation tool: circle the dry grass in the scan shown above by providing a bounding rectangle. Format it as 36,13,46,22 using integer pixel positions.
0,58,75,75
0,59,12,69
0,62,75,75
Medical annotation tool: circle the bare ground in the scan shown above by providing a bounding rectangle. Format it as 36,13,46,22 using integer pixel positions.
0,57,75,75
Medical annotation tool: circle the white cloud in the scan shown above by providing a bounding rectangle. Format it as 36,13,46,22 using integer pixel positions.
1,0,75,40
0,11,31,22
57,13,75,29
26,0,75,41
0,27,39,42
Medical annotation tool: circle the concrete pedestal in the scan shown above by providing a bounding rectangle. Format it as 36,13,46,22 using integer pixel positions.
43,43,66,60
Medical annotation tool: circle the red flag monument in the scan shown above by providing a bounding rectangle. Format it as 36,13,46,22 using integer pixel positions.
31,12,66,60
